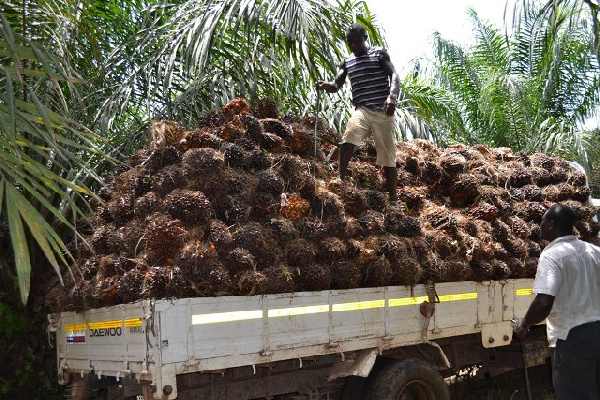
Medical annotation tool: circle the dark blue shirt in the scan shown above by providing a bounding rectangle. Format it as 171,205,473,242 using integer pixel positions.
343,47,390,112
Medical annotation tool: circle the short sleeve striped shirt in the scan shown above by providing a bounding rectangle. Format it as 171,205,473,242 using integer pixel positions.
343,47,390,112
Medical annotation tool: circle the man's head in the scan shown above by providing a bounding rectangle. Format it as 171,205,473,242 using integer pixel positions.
540,204,576,241
346,23,368,56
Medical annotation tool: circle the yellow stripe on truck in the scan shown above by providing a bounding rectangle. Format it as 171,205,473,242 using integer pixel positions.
192,310,263,325
516,288,534,296
64,323,86,332
388,292,477,307
88,320,125,330
438,292,478,302
124,318,143,327
65,319,142,331
269,304,329,317
332,299,385,312
191,292,479,325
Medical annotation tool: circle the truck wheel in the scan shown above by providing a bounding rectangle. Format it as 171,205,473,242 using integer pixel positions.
363,358,450,400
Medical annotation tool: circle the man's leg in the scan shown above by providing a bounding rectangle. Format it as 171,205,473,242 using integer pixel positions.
339,142,356,181
384,166,397,203
597,364,600,400
338,108,367,184
552,322,600,400
369,108,397,204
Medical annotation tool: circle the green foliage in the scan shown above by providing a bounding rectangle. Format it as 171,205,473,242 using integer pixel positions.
94,0,385,146
413,0,600,171
0,299,61,398
396,71,469,143
0,9,113,303
0,301,25,342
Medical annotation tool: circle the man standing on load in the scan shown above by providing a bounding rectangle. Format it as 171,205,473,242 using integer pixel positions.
316,22,400,208
513,204,600,399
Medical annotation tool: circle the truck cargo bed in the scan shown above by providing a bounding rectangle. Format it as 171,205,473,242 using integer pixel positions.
49,279,535,399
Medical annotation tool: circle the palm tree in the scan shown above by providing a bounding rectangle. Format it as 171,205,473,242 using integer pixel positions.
96,0,386,145
537,0,600,184
0,0,385,304
0,10,109,304
541,0,600,64
413,1,600,170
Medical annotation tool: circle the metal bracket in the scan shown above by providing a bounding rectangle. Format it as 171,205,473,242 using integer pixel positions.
420,281,440,340
420,281,440,317
481,321,513,348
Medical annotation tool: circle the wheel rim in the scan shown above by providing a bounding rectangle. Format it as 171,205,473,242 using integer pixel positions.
398,379,437,400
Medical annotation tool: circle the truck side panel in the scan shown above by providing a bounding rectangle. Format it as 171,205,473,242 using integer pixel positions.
53,301,153,381
52,279,536,398
155,280,534,372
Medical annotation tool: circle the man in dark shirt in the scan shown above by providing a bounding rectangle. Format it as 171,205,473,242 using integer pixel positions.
316,23,401,207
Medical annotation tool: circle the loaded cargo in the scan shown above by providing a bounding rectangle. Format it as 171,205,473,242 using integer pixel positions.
47,98,600,399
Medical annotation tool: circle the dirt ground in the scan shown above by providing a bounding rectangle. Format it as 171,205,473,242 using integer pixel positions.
448,363,556,400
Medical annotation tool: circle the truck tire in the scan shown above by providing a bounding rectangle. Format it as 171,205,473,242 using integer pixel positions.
363,358,450,400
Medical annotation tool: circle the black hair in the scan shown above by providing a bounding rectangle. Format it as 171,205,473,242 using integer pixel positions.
346,23,366,37
545,204,576,231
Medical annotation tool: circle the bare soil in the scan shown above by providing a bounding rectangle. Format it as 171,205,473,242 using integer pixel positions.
449,363,556,400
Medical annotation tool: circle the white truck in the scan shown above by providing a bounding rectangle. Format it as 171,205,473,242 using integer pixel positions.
48,278,549,400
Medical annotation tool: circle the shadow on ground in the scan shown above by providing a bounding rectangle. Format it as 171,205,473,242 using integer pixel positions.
449,363,555,400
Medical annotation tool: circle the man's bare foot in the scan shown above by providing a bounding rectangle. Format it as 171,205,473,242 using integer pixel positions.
327,177,344,191
327,176,356,192
387,200,401,212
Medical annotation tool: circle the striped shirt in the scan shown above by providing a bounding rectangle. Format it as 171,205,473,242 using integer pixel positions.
343,47,390,112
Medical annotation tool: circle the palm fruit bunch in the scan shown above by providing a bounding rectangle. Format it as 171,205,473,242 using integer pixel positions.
164,189,211,225
50,96,600,312
281,193,311,220
256,98,279,119
144,213,187,263
221,97,252,121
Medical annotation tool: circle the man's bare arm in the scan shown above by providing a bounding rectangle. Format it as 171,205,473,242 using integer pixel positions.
316,65,347,93
380,50,400,116
513,293,554,340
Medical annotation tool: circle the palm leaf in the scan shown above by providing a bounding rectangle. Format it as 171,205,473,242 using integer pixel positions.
95,0,383,138
419,0,599,160
5,182,31,305
0,8,110,303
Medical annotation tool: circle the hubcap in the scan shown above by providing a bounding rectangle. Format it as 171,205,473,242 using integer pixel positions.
398,379,436,400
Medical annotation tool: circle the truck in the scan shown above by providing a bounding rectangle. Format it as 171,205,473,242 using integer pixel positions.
48,277,550,399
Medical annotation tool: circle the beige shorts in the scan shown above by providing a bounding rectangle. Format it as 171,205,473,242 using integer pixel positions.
343,107,397,167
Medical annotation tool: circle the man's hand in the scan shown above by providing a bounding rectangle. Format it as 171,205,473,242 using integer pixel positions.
513,294,554,341
513,318,529,340
316,81,338,93
383,94,397,116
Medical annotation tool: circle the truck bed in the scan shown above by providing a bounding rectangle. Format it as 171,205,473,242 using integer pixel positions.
49,279,535,398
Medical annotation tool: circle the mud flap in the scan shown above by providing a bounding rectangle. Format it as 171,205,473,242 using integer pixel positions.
328,348,378,380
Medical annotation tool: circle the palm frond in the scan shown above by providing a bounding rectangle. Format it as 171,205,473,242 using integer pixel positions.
468,8,510,71
0,11,110,303
420,0,600,153
398,74,468,145
536,119,600,169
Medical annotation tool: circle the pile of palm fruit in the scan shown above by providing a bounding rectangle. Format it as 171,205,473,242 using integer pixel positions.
51,97,600,311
